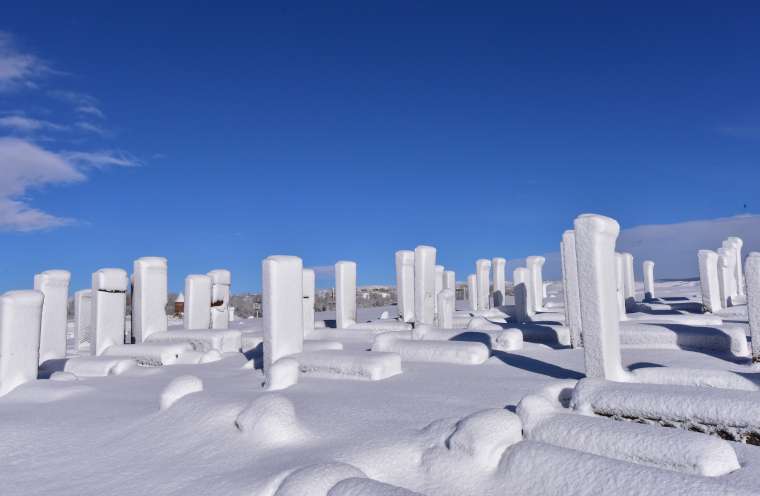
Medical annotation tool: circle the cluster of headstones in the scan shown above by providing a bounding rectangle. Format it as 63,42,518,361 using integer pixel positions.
0,257,234,397
395,247,454,327
698,237,745,312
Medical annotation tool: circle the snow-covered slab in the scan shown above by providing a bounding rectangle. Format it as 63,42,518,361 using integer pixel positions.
145,329,242,353
303,340,343,352
420,327,523,352
498,440,754,496
625,312,723,326
295,350,402,381
507,323,570,346
102,343,193,366
572,378,760,444
348,320,412,331
631,367,760,391
62,356,137,377
372,334,489,365
620,321,749,357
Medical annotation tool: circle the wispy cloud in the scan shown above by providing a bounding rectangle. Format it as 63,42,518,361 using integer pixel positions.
76,104,104,118
0,31,50,91
63,150,139,168
74,121,108,136
0,115,67,132
48,89,105,118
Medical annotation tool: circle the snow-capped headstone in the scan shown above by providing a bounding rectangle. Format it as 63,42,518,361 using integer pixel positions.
437,289,455,329
467,274,478,312
614,253,627,319
302,268,315,335
434,265,445,314
622,252,635,312
513,267,532,323
721,238,740,298
746,252,760,362
132,257,168,343
727,237,744,296
716,251,732,309
525,256,545,313
561,230,582,348
492,257,507,307
207,269,231,330
263,256,304,384
574,214,627,381
0,290,44,396
91,268,128,356
74,289,92,349
34,270,71,365
698,250,722,313
395,250,415,323
184,274,212,330
414,246,436,325
642,260,655,300
443,270,456,291
335,261,357,329
475,259,491,310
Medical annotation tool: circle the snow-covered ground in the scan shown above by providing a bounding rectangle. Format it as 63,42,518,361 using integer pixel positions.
1,281,759,495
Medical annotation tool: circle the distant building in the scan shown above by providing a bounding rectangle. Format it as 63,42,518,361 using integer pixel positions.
175,292,184,314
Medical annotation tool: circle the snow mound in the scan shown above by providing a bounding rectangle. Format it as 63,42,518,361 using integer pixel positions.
63,356,137,377
265,357,299,391
466,317,502,331
275,463,365,496
159,375,203,410
234,394,309,447
296,350,402,381
103,343,194,366
49,371,77,382
146,329,243,353
446,409,522,467
327,478,423,496
372,333,489,364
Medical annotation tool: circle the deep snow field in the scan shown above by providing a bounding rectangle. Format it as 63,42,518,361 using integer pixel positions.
1,281,759,496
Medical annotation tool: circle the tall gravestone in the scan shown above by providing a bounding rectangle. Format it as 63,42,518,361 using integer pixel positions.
414,246,437,325
395,250,415,323
34,270,71,364
475,259,491,310
0,290,44,396
184,274,212,330
302,268,315,335
492,257,507,307
91,268,128,356
208,269,231,329
132,257,168,343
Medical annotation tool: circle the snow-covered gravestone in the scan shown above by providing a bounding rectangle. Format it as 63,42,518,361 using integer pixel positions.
208,269,231,330
335,261,357,329
716,251,731,309
437,289,455,329
74,289,92,350
91,268,128,356
614,253,627,319
434,265,445,314
698,250,722,313
746,252,760,362
132,257,168,343
467,274,478,312
475,259,491,310
443,270,456,292
512,268,532,323
492,257,507,307
302,268,315,335
262,256,304,384
525,256,544,313
574,214,627,381
622,252,635,312
414,246,436,325
642,260,655,300
184,274,212,330
727,237,744,296
395,250,415,323
561,230,582,348
0,290,44,396
34,270,71,365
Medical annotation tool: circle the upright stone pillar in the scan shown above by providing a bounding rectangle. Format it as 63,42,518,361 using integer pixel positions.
0,290,43,396
622,252,636,312
561,230,583,348
414,246,436,325
525,256,545,313
719,241,739,299
475,259,491,310
207,269,231,330
574,214,627,381
727,237,744,296
642,260,655,300
335,261,357,329
184,274,212,330
395,250,415,323
437,289,454,329
698,250,722,313
34,270,71,364
614,253,627,319
74,289,92,350
132,257,168,343
492,257,507,307
467,274,478,312
716,252,731,309
263,256,304,385
513,267,532,323
91,268,128,356
745,252,760,362
443,270,456,291
434,265,445,314
302,268,315,335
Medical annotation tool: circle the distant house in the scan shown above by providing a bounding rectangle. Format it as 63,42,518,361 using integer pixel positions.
175,292,184,315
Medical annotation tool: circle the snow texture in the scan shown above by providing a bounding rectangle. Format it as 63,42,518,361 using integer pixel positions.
159,375,203,410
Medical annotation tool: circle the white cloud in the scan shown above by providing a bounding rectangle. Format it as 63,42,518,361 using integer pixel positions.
0,137,134,231
0,32,49,91
0,115,67,132
76,105,104,118
74,121,108,136
48,90,105,118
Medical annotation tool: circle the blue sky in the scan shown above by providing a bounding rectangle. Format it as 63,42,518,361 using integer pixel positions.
1,2,759,292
